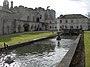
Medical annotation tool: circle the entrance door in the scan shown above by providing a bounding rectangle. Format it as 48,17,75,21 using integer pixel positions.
23,24,29,32
24,26,29,31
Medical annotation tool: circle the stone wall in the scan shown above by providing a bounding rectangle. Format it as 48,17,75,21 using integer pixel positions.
57,32,85,67
57,14,89,30
0,2,56,35
70,32,85,67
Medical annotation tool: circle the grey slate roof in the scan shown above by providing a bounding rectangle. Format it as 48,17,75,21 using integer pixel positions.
57,14,87,19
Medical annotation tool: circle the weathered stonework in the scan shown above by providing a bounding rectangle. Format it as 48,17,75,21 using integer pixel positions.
69,32,85,67
0,0,57,35
57,32,85,67
57,14,89,31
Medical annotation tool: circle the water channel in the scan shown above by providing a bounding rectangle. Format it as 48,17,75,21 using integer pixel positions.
0,35,77,67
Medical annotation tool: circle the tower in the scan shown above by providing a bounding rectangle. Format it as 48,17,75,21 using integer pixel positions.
10,1,13,9
3,0,9,9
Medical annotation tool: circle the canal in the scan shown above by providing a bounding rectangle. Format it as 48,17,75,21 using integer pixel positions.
0,35,77,67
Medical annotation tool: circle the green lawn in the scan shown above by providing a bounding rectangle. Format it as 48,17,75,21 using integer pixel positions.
84,31,90,67
0,32,55,47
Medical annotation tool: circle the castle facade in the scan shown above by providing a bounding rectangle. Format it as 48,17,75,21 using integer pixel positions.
0,0,57,35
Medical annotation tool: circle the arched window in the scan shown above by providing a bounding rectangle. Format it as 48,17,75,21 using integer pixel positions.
70,26,73,29
60,20,62,23
50,26,52,29
23,24,29,32
36,17,40,22
60,26,62,29
77,26,78,29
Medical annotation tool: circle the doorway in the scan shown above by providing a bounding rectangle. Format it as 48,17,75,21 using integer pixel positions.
23,24,29,32
36,17,40,22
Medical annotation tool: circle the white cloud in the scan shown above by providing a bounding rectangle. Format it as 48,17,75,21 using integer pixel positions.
70,0,82,1
53,0,87,17
83,0,90,11
0,0,89,17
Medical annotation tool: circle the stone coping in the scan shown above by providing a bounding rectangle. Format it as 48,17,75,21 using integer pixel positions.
57,34,81,67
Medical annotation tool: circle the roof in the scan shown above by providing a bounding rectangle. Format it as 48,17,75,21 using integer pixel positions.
57,14,88,19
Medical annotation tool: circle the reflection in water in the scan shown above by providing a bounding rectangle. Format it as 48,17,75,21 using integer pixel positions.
12,40,55,56
0,36,76,67
57,40,60,47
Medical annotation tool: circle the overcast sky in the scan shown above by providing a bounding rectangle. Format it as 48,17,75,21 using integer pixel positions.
0,0,90,17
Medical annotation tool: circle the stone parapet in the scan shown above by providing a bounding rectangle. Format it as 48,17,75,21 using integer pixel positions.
57,32,85,67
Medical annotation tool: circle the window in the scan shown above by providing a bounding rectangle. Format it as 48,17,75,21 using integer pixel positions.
70,26,73,29
27,16,30,21
60,20,62,23
33,17,34,21
50,26,52,28
60,26,62,28
55,26,57,29
80,25,82,30
31,25,33,29
77,26,78,29
36,17,39,22
65,25,67,29
40,15,42,19
65,20,68,23
71,20,73,23
62,25,64,29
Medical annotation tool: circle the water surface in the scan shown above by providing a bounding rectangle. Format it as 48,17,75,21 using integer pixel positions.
0,35,76,67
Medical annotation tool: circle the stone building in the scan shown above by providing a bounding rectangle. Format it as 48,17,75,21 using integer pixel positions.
87,12,90,30
0,0,57,35
57,14,89,30
0,5,14,35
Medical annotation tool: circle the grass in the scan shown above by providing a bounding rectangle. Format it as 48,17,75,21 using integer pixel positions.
84,31,90,67
0,32,55,47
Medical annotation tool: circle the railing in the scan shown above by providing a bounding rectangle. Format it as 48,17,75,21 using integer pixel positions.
57,32,85,67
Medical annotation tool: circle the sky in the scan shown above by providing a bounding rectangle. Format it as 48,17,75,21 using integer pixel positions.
0,0,90,17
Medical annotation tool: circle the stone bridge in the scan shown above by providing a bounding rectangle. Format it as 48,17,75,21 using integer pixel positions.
62,29,82,35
